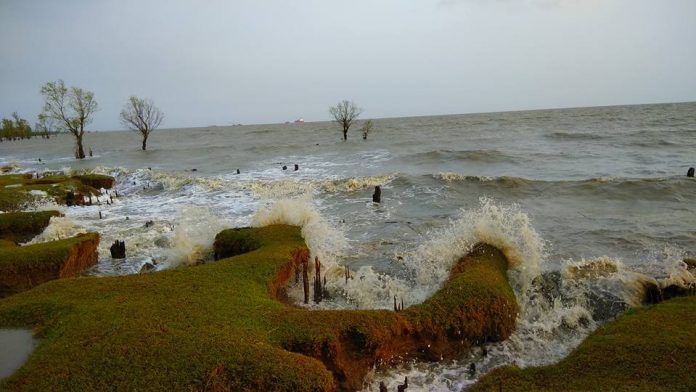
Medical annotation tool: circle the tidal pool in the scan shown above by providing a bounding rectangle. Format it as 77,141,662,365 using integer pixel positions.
0,329,35,380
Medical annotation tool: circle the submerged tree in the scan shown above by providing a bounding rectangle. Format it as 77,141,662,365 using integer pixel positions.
329,100,362,141
0,112,32,140
360,119,373,140
119,96,164,151
40,80,98,159
35,114,56,139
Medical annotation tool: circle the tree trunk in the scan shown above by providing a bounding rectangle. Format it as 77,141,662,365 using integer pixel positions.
343,129,348,141
142,134,148,151
76,133,86,159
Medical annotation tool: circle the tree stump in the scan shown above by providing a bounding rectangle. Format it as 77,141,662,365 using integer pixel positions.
66,191,75,207
373,186,381,203
688,167,695,177
110,240,126,259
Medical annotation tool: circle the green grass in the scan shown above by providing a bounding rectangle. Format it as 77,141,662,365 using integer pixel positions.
0,225,518,391
0,233,99,298
0,210,62,243
684,258,696,270
470,295,696,392
0,173,114,211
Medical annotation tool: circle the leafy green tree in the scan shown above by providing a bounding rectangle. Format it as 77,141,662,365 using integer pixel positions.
119,96,164,150
40,80,98,159
0,112,32,140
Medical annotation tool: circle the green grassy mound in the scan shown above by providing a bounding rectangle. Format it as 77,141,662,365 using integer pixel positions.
0,210,63,243
684,258,696,270
0,173,114,211
0,225,518,391
470,296,696,392
0,232,100,298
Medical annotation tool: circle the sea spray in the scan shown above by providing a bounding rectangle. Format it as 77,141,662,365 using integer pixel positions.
252,197,353,304
164,206,228,267
22,216,86,245
402,197,546,310
366,244,696,390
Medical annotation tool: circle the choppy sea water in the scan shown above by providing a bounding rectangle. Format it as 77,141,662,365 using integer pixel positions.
2,102,696,390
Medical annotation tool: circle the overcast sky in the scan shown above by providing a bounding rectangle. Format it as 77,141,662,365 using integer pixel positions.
1,0,695,130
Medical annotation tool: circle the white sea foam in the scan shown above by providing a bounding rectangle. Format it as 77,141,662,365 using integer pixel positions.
22,216,86,245
401,197,546,310
163,206,228,267
319,173,398,193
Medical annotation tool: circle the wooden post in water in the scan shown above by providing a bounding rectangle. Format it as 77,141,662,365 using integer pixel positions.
373,185,381,203
397,377,408,391
66,191,75,206
302,257,309,304
314,256,323,303
110,240,126,259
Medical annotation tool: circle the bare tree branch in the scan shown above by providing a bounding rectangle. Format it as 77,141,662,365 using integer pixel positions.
329,100,362,141
119,96,164,150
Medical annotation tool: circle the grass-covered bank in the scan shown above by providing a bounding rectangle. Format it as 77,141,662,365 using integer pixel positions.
0,225,519,391
469,295,696,392
0,211,62,243
0,232,100,298
0,172,109,297
0,173,113,211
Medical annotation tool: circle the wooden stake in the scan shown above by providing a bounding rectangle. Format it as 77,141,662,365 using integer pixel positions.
394,296,398,312
397,376,408,391
302,257,309,304
314,256,322,303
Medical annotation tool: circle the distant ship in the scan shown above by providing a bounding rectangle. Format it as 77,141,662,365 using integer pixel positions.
294,118,304,124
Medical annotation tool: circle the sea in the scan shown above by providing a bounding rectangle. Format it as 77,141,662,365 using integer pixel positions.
1,102,695,391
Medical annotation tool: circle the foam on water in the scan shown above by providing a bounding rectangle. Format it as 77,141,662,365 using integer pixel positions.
362,200,696,391
163,206,228,267
23,216,86,245
6,163,694,389
400,197,545,309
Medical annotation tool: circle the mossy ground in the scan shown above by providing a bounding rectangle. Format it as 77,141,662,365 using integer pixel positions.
0,225,518,391
470,295,696,392
0,173,112,211
0,210,62,243
0,174,106,297
0,232,99,297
